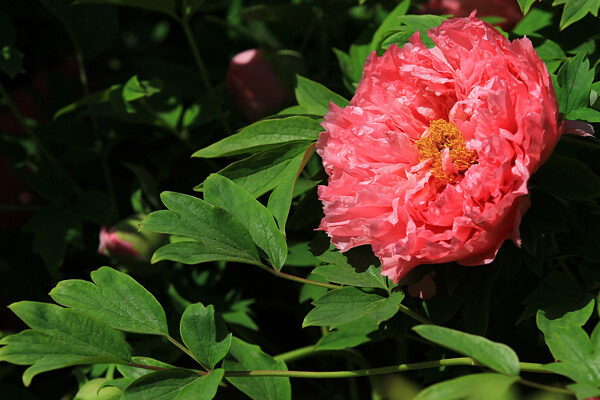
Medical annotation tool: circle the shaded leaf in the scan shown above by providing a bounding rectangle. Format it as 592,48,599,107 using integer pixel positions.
73,0,176,17
23,206,82,275
534,154,600,200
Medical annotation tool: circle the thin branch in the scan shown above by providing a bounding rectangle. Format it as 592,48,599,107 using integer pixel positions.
256,263,340,290
519,378,575,395
165,334,210,371
222,357,553,378
178,16,231,135
398,303,434,325
0,81,57,166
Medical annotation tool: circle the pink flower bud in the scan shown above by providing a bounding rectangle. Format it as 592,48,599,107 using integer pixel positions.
98,215,166,262
226,49,293,122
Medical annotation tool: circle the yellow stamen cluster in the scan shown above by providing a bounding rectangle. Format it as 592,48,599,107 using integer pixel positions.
415,119,478,185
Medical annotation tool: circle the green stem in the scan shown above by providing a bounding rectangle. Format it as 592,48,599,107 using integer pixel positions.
274,345,317,363
398,303,434,325
222,358,552,378
73,41,90,97
129,361,167,372
256,263,340,290
138,98,195,149
101,148,119,219
165,335,210,371
518,378,575,395
0,81,57,166
126,357,568,396
179,16,231,135
549,234,584,291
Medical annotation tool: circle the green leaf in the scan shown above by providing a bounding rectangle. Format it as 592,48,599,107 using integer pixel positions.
140,192,261,266
122,369,224,400
566,107,600,122
74,378,122,400
49,266,169,335
534,154,600,200
23,206,82,275
117,357,174,380
303,287,404,329
294,75,349,116
180,303,232,369
124,163,161,209
0,45,24,79
413,325,520,376
517,0,537,15
553,0,600,30
0,14,16,44
333,45,370,92
267,144,314,233
224,338,291,400
39,0,118,61
0,302,131,386
203,174,287,270
152,241,259,265
313,250,388,290
369,0,411,52
73,0,176,17
380,15,448,50
536,298,598,384
413,373,519,400
534,38,566,74
555,53,594,117
315,317,378,350
54,76,162,119
122,75,161,102
512,8,553,35
192,116,322,158
194,142,311,198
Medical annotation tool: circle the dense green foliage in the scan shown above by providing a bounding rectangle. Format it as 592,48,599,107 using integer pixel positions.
1,0,600,399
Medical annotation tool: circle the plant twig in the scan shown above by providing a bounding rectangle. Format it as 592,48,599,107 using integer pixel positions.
518,378,575,395
222,358,552,378
165,334,210,371
0,81,57,166
256,263,340,290
178,16,231,135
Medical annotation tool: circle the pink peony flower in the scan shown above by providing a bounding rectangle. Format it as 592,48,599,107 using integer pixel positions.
226,49,291,122
425,0,523,30
316,14,560,283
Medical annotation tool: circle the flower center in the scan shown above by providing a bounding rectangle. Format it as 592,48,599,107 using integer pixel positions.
415,119,478,185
